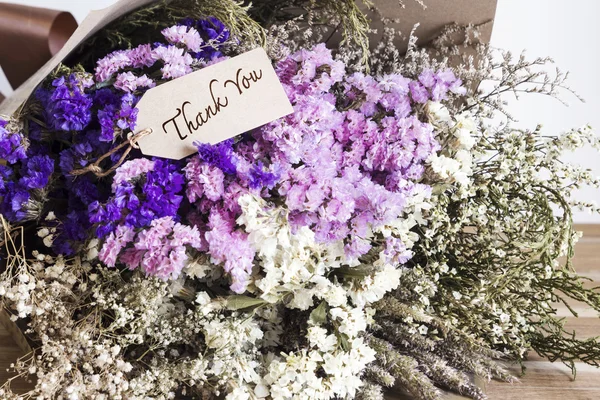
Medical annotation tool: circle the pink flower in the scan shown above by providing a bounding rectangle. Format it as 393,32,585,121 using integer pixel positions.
112,159,155,191
184,158,225,202
162,26,203,52
129,44,156,69
153,45,192,65
153,45,194,80
205,209,255,293
115,217,203,280
95,50,132,82
120,247,144,270
98,225,135,267
114,72,156,93
114,72,140,93
161,63,193,79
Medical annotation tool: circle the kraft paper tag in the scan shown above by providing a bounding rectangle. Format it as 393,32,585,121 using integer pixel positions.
135,47,293,160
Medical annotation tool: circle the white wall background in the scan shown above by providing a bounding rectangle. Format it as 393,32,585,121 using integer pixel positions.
1,0,598,222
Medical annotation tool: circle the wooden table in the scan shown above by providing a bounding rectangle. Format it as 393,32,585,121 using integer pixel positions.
2,226,599,398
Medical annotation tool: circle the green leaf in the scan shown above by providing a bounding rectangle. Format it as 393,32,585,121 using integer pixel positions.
337,332,351,352
310,301,328,325
225,295,268,311
337,265,373,278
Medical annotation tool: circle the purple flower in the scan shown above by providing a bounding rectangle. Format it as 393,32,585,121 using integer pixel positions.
0,122,27,164
409,81,430,103
40,74,94,132
0,183,30,222
195,139,238,175
128,44,155,69
205,208,255,293
98,225,135,267
114,72,156,93
112,216,202,279
0,165,13,191
95,50,133,82
90,159,184,238
184,158,225,202
19,155,54,190
184,17,231,59
198,17,230,42
97,93,139,141
247,162,280,190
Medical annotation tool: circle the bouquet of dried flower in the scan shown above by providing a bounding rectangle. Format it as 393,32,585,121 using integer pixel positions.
0,1,599,399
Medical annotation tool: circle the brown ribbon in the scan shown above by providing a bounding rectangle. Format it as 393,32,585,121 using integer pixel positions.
0,3,77,99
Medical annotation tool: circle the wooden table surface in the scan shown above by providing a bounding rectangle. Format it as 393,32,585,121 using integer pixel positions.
1,226,599,399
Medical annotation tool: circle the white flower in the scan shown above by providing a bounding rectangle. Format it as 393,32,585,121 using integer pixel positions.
455,128,476,150
426,101,452,124
86,238,99,260
290,288,316,310
37,228,50,238
254,383,270,398
454,113,477,133
429,154,461,180
226,386,251,400
307,327,337,352
349,264,402,307
329,307,368,338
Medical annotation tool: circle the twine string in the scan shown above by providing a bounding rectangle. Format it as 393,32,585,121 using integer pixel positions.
69,128,152,178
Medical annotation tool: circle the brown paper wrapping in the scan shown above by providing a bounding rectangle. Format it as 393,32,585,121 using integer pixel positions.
370,0,497,50
0,310,31,354
0,3,77,94
0,0,157,117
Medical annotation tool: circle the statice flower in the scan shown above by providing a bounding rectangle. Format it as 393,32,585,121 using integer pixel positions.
247,161,280,190
277,43,345,100
117,216,203,279
114,72,156,93
59,129,111,175
97,92,139,141
98,225,135,267
153,45,194,79
180,17,231,59
184,158,225,203
38,74,94,132
204,208,255,293
0,184,31,222
409,68,467,103
195,139,238,175
0,119,27,164
0,124,54,223
19,155,54,190
90,158,184,238
162,25,203,52
0,165,12,191
95,50,134,82
251,48,441,261
128,43,156,69
112,158,155,190
179,45,440,291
